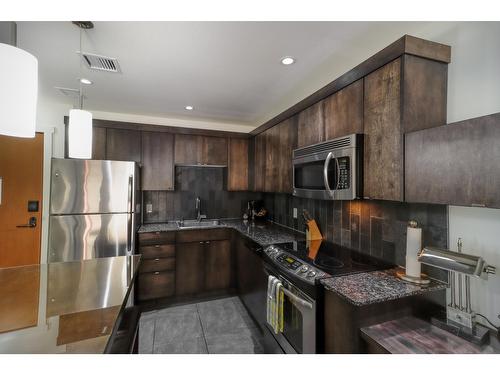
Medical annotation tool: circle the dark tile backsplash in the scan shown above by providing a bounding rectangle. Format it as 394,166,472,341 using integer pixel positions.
142,166,262,223
264,193,449,284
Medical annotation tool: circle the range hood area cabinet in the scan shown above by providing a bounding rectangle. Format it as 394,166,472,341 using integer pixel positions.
405,112,500,209
174,134,228,166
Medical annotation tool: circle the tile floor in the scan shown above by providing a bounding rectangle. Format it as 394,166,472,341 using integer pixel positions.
138,296,266,354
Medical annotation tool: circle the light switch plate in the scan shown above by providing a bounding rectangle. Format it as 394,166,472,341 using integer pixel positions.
293,207,297,219
146,203,153,213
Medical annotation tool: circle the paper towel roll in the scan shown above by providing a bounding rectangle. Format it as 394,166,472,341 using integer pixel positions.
406,225,422,256
405,223,422,278
406,255,421,278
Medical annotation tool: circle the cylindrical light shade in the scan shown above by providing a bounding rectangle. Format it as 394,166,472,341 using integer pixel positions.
0,43,38,138
68,109,93,159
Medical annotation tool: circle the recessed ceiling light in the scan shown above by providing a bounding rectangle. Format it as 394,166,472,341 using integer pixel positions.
281,56,295,65
185,105,194,111
79,78,93,85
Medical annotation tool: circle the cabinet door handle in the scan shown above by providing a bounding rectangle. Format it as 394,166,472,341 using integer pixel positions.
154,258,160,262
199,241,204,244
205,241,210,244
154,271,160,275
155,245,160,248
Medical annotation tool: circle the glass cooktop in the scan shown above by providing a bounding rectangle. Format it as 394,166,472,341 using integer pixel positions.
278,240,393,277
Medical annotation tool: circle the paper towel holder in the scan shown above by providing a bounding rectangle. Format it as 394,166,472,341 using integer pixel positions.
396,220,431,285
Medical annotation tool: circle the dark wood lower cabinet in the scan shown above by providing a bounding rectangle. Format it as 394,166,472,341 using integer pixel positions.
205,240,231,291
175,241,205,296
138,271,175,300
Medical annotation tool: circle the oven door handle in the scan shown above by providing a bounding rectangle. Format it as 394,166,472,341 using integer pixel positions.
264,267,314,310
323,152,334,198
281,287,313,310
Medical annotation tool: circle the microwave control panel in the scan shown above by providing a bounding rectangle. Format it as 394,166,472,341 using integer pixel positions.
337,157,350,190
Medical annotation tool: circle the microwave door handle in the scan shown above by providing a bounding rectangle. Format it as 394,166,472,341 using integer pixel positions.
323,152,334,198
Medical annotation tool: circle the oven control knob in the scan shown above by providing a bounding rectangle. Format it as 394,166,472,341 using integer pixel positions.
300,265,309,273
307,271,316,278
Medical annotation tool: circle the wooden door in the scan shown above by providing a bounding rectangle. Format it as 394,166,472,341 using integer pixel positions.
0,133,44,267
106,128,142,162
227,138,248,191
205,240,231,291
141,131,175,190
324,79,364,140
363,58,403,201
202,136,228,165
253,133,266,192
297,100,324,148
174,134,202,165
175,241,205,296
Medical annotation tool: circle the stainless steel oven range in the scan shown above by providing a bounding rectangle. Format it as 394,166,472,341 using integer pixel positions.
262,240,392,354
292,133,363,200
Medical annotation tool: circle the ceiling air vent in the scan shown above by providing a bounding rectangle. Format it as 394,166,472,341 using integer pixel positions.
80,52,122,73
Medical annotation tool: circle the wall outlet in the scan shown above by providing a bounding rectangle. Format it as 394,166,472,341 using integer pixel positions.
146,203,153,213
293,207,298,219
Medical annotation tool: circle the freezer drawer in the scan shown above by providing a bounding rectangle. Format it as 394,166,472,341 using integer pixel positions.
50,158,137,215
48,213,132,262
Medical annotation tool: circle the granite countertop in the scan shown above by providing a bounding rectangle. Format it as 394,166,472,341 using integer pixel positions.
321,268,446,307
0,255,140,354
138,219,305,246
361,316,500,354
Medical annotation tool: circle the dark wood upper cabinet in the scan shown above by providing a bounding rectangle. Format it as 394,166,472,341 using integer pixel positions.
227,138,249,191
175,241,205,296
106,128,142,163
92,127,107,160
202,136,227,165
364,58,403,201
174,134,228,166
204,239,232,291
405,112,500,209
277,117,297,193
174,134,202,165
364,55,448,201
253,133,266,192
141,131,175,191
264,125,280,192
297,101,324,148
324,79,364,140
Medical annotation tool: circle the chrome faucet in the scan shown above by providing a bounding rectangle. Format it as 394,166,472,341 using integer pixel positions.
195,196,206,222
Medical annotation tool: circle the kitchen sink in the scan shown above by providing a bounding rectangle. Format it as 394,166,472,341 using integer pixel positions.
176,219,224,229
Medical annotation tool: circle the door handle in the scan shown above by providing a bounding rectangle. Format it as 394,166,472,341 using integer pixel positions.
323,152,334,198
17,217,37,228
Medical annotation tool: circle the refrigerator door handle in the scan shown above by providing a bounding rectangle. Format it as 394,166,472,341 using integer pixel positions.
127,175,133,253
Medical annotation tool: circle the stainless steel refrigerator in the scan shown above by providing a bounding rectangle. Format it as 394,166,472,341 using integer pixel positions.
48,158,140,263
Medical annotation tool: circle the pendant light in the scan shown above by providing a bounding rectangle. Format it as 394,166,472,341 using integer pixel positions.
68,22,93,159
0,40,38,138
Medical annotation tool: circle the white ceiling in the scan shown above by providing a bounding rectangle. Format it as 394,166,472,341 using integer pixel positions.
16,21,459,130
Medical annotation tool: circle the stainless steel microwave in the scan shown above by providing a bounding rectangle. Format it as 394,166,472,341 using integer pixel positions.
292,134,363,200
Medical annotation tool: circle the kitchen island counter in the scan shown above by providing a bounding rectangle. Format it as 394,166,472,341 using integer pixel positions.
0,255,140,354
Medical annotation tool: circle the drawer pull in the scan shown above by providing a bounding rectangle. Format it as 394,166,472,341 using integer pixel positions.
155,245,160,248
155,231,160,235
154,271,160,275
154,258,160,262
199,241,204,244
205,241,210,244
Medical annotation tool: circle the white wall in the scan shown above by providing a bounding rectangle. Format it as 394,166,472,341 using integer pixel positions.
416,22,500,327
